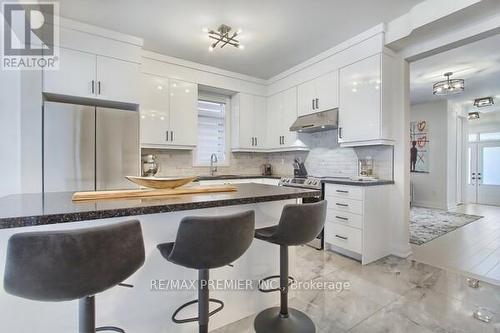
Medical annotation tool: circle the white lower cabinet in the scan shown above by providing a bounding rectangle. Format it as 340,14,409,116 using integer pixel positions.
324,183,392,265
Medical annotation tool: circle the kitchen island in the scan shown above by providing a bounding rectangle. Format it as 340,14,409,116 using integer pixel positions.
0,183,319,333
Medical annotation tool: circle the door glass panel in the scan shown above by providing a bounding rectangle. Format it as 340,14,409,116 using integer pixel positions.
482,146,500,185
480,132,500,142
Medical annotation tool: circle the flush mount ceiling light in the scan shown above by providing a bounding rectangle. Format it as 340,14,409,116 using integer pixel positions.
203,24,244,51
474,97,494,108
433,72,465,95
468,111,480,120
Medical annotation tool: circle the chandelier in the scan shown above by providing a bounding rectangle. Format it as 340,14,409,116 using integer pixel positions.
433,72,464,95
203,24,244,51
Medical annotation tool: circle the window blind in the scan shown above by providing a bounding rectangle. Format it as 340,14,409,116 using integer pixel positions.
196,100,226,165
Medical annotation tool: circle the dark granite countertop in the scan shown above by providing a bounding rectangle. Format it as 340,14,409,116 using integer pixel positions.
322,178,395,186
0,183,319,230
195,175,283,181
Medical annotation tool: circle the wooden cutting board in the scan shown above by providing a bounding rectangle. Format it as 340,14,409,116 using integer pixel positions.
72,185,237,201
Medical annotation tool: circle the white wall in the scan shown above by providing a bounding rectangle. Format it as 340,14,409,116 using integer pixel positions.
0,70,21,198
410,100,460,209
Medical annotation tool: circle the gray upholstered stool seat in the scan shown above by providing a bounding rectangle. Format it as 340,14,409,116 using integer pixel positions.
157,211,255,333
254,201,327,333
254,226,278,243
4,220,145,333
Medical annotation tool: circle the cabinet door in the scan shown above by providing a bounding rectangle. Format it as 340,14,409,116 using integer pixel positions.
238,93,255,149
169,79,198,147
139,74,170,145
282,87,298,147
338,54,381,143
297,79,315,116
253,96,267,148
96,56,140,104
43,47,96,98
315,70,338,112
266,93,282,149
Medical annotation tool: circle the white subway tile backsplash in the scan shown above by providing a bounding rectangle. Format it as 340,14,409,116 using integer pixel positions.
143,130,393,179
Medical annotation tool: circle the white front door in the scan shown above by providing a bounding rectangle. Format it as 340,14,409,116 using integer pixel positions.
467,141,500,205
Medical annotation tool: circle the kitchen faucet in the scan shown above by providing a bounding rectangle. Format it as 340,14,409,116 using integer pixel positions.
210,153,218,176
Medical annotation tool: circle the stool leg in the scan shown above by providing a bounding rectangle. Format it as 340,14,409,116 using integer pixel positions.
79,296,95,333
279,245,289,318
199,269,209,333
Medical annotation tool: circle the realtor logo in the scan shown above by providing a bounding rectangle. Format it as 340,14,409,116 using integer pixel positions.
1,2,59,70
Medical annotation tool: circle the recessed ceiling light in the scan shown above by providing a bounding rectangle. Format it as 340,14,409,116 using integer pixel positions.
468,111,480,120
473,97,494,108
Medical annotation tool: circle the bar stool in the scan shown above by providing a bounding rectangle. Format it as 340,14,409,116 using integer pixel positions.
254,201,327,333
157,210,255,333
4,220,145,333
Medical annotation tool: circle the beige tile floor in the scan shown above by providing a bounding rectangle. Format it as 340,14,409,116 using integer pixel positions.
410,204,500,285
213,245,500,332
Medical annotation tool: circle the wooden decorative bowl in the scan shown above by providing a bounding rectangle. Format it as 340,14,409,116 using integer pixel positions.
125,176,197,189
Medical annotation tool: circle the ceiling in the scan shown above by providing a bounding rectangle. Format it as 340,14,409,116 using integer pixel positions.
410,33,500,114
58,0,423,79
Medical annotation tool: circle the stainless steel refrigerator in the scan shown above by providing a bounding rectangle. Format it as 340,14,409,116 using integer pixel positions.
43,101,139,192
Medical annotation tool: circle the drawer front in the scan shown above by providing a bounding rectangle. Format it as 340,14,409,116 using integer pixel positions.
327,209,363,229
325,222,362,254
326,197,363,215
325,184,363,200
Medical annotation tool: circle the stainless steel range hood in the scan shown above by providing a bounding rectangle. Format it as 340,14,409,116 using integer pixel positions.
290,109,338,133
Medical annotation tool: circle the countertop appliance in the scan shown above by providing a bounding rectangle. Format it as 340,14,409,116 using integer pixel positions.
43,101,139,192
261,164,272,176
279,176,324,250
142,154,159,177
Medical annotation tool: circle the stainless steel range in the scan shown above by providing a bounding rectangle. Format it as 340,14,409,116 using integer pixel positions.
279,176,324,250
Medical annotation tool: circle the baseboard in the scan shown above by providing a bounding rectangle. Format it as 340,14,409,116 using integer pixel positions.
412,200,448,210
390,243,412,259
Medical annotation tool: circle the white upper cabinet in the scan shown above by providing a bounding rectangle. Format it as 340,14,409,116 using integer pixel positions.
96,55,140,104
43,48,96,99
253,96,267,148
169,79,198,147
338,53,396,146
43,47,140,104
231,93,267,151
266,87,307,151
297,79,315,116
139,74,170,145
315,71,339,112
297,70,338,116
139,74,197,149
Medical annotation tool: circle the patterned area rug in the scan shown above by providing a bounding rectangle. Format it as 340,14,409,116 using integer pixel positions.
410,207,483,245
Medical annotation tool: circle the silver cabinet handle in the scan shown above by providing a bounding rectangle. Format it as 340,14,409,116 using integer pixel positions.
171,131,173,141
335,235,348,240
312,99,315,110
338,127,343,139
91,80,95,94
98,81,101,94
255,137,258,146
315,98,319,109
336,190,349,193
251,137,254,146
336,203,348,207
165,131,169,141
335,216,348,221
